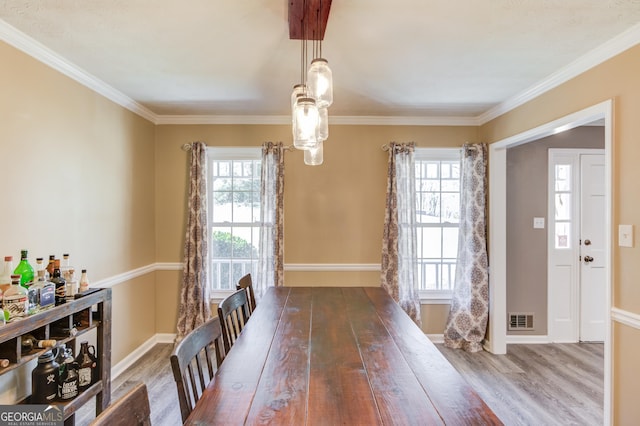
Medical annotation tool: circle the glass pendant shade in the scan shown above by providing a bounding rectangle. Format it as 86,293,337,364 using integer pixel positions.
293,97,319,149
307,58,333,108
304,141,323,166
291,84,306,109
317,107,329,141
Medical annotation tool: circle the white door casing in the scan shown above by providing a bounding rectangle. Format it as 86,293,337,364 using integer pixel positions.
487,99,612,424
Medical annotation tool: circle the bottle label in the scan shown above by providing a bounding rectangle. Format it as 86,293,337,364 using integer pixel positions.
39,284,55,308
3,295,27,318
78,367,91,386
60,379,78,400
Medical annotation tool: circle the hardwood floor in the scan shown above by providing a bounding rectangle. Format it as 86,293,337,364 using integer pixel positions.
75,343,182,426
75,342,603,426
436,343,604,426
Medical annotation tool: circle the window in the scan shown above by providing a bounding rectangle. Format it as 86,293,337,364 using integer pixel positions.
208,147,262,291
414,148,461,296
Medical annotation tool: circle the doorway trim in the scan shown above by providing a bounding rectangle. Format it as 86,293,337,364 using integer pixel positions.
486,99,612,423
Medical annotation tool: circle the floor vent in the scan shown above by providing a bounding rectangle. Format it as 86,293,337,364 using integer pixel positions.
508,313,534,330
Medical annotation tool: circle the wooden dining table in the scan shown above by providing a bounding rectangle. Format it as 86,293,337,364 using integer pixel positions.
185,286,502,425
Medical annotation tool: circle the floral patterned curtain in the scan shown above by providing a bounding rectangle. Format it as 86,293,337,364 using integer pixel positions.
444,143,489,352
255,142,285,301
381,142,422,326
176,141,211,341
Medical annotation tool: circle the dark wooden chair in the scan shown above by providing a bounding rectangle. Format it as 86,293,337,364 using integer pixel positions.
218,288,251,353
89,382,151,426
236,273,257,314
170,316,226,423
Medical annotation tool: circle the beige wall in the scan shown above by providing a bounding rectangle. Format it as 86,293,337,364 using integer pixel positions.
506,126,604,335
154,124,477,335
480,44,640,424
4,27,640,421
0,40,157,378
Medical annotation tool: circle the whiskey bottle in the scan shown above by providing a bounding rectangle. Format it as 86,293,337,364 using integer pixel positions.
51,260,66,305
45,255,55,280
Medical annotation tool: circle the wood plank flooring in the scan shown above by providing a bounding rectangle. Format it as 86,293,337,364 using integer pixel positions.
75,342,603,426
436,343,604,426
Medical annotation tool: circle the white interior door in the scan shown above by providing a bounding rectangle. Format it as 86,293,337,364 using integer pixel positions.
548,149,605,343
579,154,606,342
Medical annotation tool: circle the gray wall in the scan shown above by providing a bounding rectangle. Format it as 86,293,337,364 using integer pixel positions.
506,126,604,335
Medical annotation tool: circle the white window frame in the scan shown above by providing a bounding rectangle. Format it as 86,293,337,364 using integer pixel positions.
207,147,262,300
414,148,461,303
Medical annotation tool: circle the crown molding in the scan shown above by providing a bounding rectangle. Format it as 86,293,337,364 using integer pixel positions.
155,114,479,126
155,114,293,125
0,19,158,123
478,22,640,125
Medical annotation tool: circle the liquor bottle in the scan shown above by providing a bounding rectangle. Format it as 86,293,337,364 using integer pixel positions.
61,254,77,298
75,341,97,391
45,255,55,280
57,344,79,401
0,256,14,293
31,269,55,309
3,275,28,320
79,270,90,293
13,250,34,286
31,351,59,403
21,334,57,352
51,259,66,305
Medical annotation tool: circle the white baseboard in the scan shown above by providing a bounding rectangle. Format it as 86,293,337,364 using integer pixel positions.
111,333,176,380
426,334,444,343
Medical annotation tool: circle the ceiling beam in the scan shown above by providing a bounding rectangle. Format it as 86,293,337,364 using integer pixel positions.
288,0,332,40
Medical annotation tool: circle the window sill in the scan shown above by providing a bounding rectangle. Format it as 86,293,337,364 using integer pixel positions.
419,290,452,304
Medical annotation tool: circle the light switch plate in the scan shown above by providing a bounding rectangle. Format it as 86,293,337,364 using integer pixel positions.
619,224,634,247
533,217,545,229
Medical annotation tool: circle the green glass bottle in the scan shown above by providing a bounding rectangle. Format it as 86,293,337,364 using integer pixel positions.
13,250,34,286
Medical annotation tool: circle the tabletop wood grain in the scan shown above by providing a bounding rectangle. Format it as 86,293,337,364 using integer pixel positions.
185,287,502,425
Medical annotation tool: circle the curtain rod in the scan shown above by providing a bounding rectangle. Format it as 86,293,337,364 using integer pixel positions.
181,143,295,151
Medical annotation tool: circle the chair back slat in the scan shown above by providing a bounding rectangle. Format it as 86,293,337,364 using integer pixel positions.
170,317,226,422
218,288,251,353
236,273,257,313
89,382,151,426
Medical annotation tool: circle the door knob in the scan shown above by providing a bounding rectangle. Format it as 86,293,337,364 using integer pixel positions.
584,255,594,263
584,239,591,246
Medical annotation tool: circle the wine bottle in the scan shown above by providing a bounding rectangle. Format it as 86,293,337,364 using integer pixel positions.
21,334,56,352
13,250,34,286
51,259,66,305
0,359,9,368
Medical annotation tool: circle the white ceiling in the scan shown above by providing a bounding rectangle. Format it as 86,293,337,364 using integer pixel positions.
1,0,640,123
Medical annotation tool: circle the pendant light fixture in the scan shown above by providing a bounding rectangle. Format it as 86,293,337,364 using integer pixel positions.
289,0,333,165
